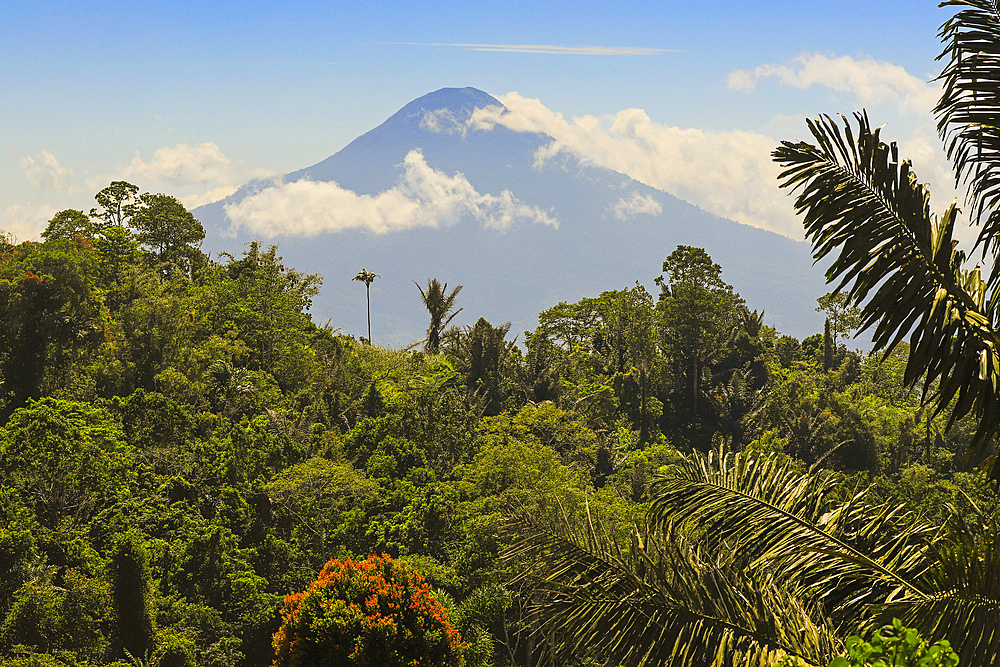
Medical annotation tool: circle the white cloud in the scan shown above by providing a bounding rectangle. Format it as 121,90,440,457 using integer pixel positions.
224,149,557,236
612,192,662,220
420,108,468,136
0,203,57,241
393,42,678,56
466,53,960,240
727,52,939,115
180,185,252,210
120,142,233,186
20,151,73,190
728,53,968,240
471,93,798,236
90,142,260,209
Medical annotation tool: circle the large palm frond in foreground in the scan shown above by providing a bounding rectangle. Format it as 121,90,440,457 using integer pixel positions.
879,513,1000,665
505,499,839,666
506,449,1000,666
648,449,936,623
772,113,1000,480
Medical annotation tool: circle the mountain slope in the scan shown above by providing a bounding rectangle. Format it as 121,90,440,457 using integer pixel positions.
194,87,828,344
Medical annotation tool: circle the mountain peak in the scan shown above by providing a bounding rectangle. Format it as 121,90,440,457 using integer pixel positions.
281,87,513,186
395,87,505,118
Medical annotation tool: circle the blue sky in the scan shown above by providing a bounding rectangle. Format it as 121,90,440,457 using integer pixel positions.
1,0,958,241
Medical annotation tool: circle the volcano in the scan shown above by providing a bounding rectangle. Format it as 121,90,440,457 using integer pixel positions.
193,87,828,344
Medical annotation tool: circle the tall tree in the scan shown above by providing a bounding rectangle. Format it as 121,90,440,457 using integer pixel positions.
416,278,463,353
90,181,139,230
129,192,206,270
111,533,154,661
352,268,379,343
816,292,864,344
656,246,743,424
771,0,1000,481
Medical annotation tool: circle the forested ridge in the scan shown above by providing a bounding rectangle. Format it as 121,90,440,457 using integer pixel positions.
0,178,991,667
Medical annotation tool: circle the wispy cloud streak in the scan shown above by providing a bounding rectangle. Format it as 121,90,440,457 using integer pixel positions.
391,42,678,56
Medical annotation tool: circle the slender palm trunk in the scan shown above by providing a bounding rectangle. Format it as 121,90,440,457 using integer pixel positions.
366,285,371,343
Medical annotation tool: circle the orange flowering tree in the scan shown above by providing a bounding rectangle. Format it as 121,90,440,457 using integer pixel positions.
272,554,463,667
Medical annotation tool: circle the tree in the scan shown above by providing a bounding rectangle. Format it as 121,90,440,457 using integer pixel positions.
816,292,864,344
0,569,114,662
657,246,744,427
91,181,139,230
0,240,105,415
353,268,380,343
0,398,135,530
416,279,463,354
444,317,518,416
770,1,1000,482
218,242,322,373
129,193,206,270
271,554,463,667
110,533,154,661
41,210,97,242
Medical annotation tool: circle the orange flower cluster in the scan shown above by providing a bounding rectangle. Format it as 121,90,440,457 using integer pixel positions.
272,553,463,667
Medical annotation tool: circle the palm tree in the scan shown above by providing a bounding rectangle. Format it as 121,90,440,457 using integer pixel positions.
771,0,1000,484
353,268,379,343
415,279,463,353
507,448,1000,666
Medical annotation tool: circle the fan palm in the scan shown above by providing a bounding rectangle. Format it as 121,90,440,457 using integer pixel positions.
506,448,1000,666
416,278,463,353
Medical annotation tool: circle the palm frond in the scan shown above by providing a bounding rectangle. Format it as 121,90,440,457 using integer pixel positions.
875,514,1000,666
773,112,1000,480
504,509,839,667
936,0,1000,261
647,448,936,621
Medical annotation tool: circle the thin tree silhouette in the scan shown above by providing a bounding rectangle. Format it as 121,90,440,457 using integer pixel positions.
353,269,379,343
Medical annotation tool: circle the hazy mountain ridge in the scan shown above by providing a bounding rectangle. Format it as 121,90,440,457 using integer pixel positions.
194,87,828,344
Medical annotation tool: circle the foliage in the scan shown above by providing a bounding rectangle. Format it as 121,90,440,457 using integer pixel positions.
271,554,463,667
829,619,958,667
0,239,105,414
506,447,1000,666
775,619,960,667
0,179,996,667
416,279,463,353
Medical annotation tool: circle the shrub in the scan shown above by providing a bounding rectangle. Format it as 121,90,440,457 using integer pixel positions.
272,554,463,667
830,619,959,667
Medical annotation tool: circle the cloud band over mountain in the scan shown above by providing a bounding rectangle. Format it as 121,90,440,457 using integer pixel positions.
223,149,557,236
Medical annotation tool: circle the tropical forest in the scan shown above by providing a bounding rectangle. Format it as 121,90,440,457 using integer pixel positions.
5,2,1000,667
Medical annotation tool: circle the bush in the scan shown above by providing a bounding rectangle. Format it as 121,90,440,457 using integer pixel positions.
831,619,959,667
774,619,959,667
272,553,463,667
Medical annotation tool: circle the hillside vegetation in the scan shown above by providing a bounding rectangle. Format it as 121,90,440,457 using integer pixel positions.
0,181,991,667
